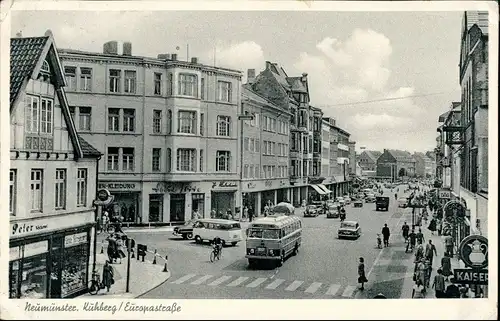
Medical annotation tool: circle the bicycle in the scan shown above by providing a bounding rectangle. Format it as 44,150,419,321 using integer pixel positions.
210,245,222,262
88,270,104,295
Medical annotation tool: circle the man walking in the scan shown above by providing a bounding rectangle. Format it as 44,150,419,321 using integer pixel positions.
382,224,390,247
406,228,417,253
416,228,425,245
432,269,446,298
425,239,438,268
444,234,454,257
402,222,410,243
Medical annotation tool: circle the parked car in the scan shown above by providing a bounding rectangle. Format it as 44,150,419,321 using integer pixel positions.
375,196,390,211
326,205,339,218
353,199,363,208
173,219,196,240
344,196,352,204
337,221,362,239
336,197,345,206
397,197,408,208
365,194,376,203
304,205,319,217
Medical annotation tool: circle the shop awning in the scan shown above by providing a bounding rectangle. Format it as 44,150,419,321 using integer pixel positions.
317,184,333,194
310,184,327,195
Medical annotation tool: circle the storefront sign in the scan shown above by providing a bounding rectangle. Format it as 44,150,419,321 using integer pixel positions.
280,180,287,186
265,180,273,188
24,241,48,258
10,212,94,239
97,189,111,202
98,183,137,190
458,235,488,269
212,181,238,189
152,182,201,193
444,200,466,219
439,188,451,199
64,232,88,248
11,222,49,237
453,268,488,285
247,182,256,189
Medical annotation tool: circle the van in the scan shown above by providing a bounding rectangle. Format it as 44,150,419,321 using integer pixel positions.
192,219,243,246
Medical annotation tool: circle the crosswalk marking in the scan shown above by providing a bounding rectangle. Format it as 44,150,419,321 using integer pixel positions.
191,275,213,285
325,284,341,296
227,276,249,287
208,275,232,286
171,274,197,284
285,280,303,291
265,278,285,290
341,285,356,297
305,282,322,294
246,277,267,288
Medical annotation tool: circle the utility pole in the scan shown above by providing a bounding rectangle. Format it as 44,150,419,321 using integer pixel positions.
126,238,132,293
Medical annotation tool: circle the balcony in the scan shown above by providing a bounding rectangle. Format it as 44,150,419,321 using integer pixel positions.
308,176,326,184
303,150,313,159
289,150,300,159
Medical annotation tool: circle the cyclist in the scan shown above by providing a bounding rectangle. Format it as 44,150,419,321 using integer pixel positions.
212,236,223,257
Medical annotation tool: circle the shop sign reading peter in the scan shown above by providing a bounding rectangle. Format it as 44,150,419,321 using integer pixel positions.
152,182,201,193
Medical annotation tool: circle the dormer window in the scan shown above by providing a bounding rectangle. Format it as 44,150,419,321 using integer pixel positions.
38,59,51,82
41,60,50,73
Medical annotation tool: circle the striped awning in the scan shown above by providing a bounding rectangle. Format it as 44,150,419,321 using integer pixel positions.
317,184,332,194
310,184,326,195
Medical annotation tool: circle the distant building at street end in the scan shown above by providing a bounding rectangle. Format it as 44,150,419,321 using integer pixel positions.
412,152,435,178
59,41,242,224
376,149,416,181
358,150,382,172
9,32,101,298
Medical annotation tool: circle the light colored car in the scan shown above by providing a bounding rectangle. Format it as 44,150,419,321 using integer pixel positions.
304,205,319,217
326,205,339,218
344,196,351,204
337,221,361,239
398,197,408,208
365,194,376,203
336,197,345,206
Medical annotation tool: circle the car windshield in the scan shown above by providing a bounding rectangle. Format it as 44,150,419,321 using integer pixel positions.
340,222,357,229
247,229,280,239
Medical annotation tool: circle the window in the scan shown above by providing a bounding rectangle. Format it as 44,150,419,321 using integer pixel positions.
80,67,92,91
244,164,249,178
249,138,255,152
218,81,232,102
153,110,162,134
154,73,162,95
177,111,196,134
123,109,135,132
177,149,195,171
122,148,135,171
199,149,204,172
109,69,121,93
166,148,172,172
244,137,249,151
124,70,136,94
254,113,260,128
107,147,119,171
200,113,204,136
216,115,231,136
152,148,161,172
249,165,254,178
201,78,205,100
55,169,66,210
64,66,76,90
167,73,173,96
178,74,197,97
30,169,43,212
216,151,231,172
40,98,53,134
78,107,91,131
41,60,50,73
9,170,16,216
255,139,260,152
76,169,87,207
167,110,172,134
108,108,120,132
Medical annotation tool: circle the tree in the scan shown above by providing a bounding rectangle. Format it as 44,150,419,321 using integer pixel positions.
398,168,407,177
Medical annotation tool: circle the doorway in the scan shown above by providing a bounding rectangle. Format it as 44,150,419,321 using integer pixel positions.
170,194,186,222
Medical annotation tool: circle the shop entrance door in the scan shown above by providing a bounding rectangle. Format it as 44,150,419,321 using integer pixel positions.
170,194,186,222
149,194,163,223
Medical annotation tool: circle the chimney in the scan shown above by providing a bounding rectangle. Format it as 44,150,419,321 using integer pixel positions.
191,57,198,64
157,53,171,60
44,29,53,37
247,69,256,84
103,41,118,55
123,42,132,56
171,53,178,61
265,61,273,70
301,72,308,82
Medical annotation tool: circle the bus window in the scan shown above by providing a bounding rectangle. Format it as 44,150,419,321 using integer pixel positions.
262,229,280,239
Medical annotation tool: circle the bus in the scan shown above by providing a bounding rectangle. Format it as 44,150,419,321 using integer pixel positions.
245,215,302,267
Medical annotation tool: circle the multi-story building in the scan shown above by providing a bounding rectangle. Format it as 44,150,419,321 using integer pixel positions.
59,41,242,224
249,61,316,206
240,81,292,215
425,150,437,178
376,149,416,181
412,152,435,178
358,150,382,173
9,32,100,298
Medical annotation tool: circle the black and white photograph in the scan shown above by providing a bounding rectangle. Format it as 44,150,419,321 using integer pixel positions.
0,0,497,319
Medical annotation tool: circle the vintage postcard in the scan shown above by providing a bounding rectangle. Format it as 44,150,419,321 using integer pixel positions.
0,0,497,319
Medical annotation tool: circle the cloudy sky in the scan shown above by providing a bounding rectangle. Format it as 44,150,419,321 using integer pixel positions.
11,8,464,152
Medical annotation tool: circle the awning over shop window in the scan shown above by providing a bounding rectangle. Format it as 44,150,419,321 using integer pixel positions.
310,184,326,195
317,184,333,194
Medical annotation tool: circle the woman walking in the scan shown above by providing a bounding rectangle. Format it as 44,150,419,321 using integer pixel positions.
441,253,452,281
358,257,368,290
412,279,426,298
428,217,437,235
102,261,115,293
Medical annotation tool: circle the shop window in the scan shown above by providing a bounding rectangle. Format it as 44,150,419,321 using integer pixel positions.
20,241,49,299
30,169,43,213
192,193,205,219
76,168,87,207
61,232,88,298
55,169,66,210
10,169,16,216
170,194,186,222
9,259,20,298
149,194,163,223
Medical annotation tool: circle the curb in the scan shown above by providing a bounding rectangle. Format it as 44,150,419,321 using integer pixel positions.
135,269,172,298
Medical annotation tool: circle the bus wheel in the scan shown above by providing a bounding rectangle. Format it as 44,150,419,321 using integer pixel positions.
248,259,256,268
293,243,299,256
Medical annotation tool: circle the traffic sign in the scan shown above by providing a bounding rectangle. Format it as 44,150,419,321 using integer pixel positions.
453,268,488,285
458,235,488,269
97,189,111,201
238,115,254,121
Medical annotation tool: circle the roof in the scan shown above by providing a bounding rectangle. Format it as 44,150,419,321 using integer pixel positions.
249,215,300,227
242,84,285,113
78,135,102,156
387,149,415,163
464,11,489,35
364,150,382,163
413,152,432,163
197,218,240,224
286,76,308,93
10,36,49,107
438,111,450,122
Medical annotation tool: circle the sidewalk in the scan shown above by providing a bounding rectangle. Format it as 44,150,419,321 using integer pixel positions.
82,248,171,298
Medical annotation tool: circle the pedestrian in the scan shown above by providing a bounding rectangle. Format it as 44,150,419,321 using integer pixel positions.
248,206,254,222
357,257,367,290
436,218,442,236
402,222,410,243
425,240,437,267
102,261,115,293
106,235,119,263
444,234,454,257
441,253,452,281
459,285,469,298
445,279,461,298
428,217,437,235
243,206,248,221
414,259,426,289
406,229,417,253
416,228,425,244
432,268,446,298
412,279,426,299
381,224,390,247
264,204,269,217
193,209,200,220
102,211,109,233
